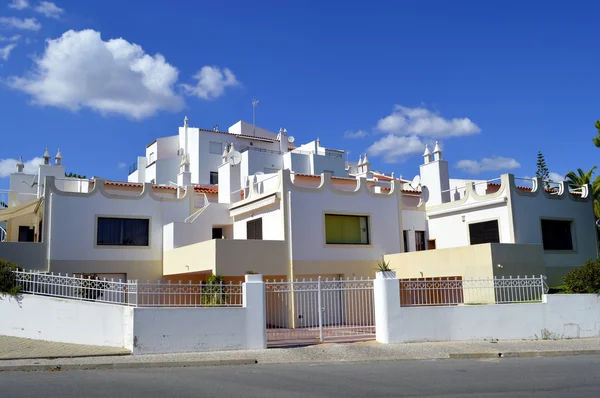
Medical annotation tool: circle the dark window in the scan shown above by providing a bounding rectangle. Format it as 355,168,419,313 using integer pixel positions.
210,172,219,185
415,231,426,251
38,220,43,243
247,218,263,240
469,220,500,245
18,226,34,242
325,214,369,245
212,227,223,239
403,230,410,252
541,219,573,251
97,217,149,246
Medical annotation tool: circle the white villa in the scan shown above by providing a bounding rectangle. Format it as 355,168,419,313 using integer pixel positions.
0,118,597,286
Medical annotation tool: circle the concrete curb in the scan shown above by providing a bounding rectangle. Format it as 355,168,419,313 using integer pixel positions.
0,352,131,361
449,350,600,360
0,359,258,372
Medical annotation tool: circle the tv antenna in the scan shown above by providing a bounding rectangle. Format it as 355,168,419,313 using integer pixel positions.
252,99,259,136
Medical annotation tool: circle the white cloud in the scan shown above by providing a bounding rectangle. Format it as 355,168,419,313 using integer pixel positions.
8,0,29,10
181,66,240,100
0,17,41,31
0,34,21,41
0,156,43,178
0,43,17,60
548,172,564,182
456,156,521,174
34,1,64,19
118,162,127,169
344,130,368,139
367,135,426,164
376,105,481,138
8,29,185,119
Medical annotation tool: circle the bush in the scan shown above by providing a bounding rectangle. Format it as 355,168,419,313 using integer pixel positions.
564,259,600,294
0,258,23,297
202,274,226,306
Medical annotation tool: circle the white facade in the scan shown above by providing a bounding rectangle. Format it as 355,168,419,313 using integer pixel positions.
1,121,596,285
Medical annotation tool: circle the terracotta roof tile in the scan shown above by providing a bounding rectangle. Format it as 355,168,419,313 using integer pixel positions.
194,185,218,194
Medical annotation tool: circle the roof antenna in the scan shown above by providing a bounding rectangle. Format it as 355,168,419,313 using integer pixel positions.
252,98,259,136
213,125,219,132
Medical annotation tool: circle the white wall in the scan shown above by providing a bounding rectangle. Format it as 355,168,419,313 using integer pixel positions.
284,152,311,174
132,277,266,354
311,153,346,176
0,295,133,349
163,203,231,250
428,202,512,249
287,175,402,262
47,185,191,263
233,201,284,240
510,184,597,278
374,274,600,344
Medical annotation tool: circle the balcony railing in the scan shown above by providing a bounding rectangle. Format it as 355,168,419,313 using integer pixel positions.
129,162,138,175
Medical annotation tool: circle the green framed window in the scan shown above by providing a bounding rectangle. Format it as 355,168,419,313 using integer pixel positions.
325,214,369,245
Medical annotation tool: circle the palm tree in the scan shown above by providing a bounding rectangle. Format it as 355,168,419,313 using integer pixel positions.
565,167,597,189
565,167,600,218
594,121,600,148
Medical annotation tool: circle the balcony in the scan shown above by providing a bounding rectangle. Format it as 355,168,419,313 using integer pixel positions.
129,162,138,175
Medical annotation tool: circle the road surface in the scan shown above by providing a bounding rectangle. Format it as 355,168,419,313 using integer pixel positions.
1,355,599,397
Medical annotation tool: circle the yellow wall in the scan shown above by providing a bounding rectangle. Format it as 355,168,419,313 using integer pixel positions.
384,243,546,280
163,239,289,277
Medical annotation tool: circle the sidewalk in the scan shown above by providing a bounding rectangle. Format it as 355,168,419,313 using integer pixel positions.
1,337,600,371
0,336,130,360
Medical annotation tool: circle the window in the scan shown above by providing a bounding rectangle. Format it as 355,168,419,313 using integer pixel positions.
209,141,223,155
415,231,426,251
541,219,573,251
403,230,410,252
97,217,149,246
210,172,219,185
247,218,263,240
469,220,500,245
148,152,155,163
18,226,34,242
325,214,369,245
212,227,223,239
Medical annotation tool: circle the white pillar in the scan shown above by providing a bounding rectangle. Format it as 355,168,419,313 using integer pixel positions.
243,274,267,349
374,271,400,344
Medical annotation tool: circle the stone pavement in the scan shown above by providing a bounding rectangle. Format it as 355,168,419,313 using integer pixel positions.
0,336,130,360
1,336,600,371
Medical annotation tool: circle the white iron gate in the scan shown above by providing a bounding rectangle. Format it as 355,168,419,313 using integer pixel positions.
265,277,375,346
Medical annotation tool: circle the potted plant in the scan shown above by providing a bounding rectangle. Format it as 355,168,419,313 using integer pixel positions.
376,259,396,279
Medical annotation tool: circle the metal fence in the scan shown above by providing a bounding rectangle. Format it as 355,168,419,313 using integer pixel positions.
12,271,244,308
399,275,548,307
14,270,137,306
265,277,375,345
137,281,243,307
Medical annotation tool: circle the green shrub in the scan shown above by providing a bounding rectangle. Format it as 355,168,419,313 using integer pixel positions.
77,273,109,300
202,274,226,306
564,259,600,294
0,258,23,297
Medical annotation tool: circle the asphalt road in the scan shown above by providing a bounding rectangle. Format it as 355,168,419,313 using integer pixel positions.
1,356,600,397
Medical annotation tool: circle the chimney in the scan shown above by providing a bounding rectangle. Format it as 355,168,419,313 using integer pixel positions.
42,147,51,165
55,148,63,166
16,156,24,173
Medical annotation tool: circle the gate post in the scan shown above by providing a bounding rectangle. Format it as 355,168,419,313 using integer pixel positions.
374,271,400,344
317,276,323,343
244,274,267,349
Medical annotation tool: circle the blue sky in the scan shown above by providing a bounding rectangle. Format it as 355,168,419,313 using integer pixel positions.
1,0,599,188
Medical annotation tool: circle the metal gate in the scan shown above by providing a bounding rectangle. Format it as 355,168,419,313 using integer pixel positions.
265,277,375,346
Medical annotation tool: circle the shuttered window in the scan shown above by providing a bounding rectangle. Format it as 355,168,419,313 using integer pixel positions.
469,220,500,245
247,218,263,240
325,214,369,245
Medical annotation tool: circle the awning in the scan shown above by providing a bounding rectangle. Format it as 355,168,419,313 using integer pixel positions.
0,199,41,221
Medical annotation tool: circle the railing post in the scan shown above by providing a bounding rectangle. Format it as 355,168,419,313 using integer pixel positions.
318,276,323,343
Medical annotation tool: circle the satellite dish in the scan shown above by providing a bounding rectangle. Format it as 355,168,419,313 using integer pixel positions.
409,175,421,190
227,151,242,166
287,136,295,144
